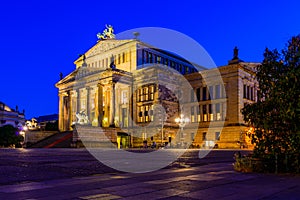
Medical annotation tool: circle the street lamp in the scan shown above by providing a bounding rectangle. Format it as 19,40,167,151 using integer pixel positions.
175,114,190,147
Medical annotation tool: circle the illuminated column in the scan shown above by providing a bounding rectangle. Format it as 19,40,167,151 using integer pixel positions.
109,81,116,127
95,83,103,126
58,93,64,131
67,90,72,129
86,87,90,121
76,89,80,113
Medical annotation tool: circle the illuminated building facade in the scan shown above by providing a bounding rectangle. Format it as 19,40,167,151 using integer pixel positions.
0,101,25,128
56,33,258,149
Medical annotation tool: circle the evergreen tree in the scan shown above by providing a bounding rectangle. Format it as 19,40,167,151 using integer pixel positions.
242,35,300,172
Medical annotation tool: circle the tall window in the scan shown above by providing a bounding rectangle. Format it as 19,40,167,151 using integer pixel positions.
191,107,195,122
122,108,128,127
157,56,161,63
185,66,189,74
203,87,207,101
215,132,220,141
197,105,201,122
122,53,125,63
144,87,149,101
203,105,207,121
202,132,207,141
118,54,121,64
215,85,220,99
191,89,195,102
165,58,168,66
216,103,221,120
150,85,155,100
209,86,214,100
243,84,247,98
121,91,128,104
145,105,149,122
196,88,201,101
209,104,213,121
148,53,153,63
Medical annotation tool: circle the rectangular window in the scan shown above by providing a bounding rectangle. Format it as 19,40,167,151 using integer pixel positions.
203,87,207,101
149,53,153,63
247,85,250,99
243,84,247,98
157,56,161,63
117,54,120,64
165,58,168,66
150,104,154,121
144,87,149,101
191,89,195,102
191,132,195,141
145,105,149,122
150,85,155,100
209,104,213,121
203,105,207,122
185,66,189,74
138,88,144,102
197,106,201,122
216,103,221,120
215,132,220,141
196,88,201,101
122,108,128,127
215,85,220,99
209,86,214,100
121,91,128,104
202,132,207,141
122,53,125,63
191,107,195,122
171,61,175,68
250,87,253,101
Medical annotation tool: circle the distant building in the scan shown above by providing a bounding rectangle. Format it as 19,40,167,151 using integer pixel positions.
0,101,25,128
36,114,58,130
56,27,258,149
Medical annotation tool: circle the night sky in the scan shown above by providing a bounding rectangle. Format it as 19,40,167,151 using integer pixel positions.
1,0,299,119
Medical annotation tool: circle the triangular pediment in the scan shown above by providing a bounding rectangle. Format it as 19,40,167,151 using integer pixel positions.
85,39,136,58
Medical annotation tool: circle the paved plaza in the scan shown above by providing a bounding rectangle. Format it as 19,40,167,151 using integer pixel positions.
0,148,300,199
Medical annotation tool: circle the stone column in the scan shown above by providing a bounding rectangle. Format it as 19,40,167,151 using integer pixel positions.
86,87,90,121
67,91,72,129
76,89,80,113
95,83,103,127
58,93,64,131
109,81,116,127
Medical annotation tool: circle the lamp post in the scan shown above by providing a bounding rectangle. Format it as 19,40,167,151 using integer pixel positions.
175,114,190,148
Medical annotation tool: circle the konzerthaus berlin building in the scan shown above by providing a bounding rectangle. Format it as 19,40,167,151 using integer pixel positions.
56,29,259,149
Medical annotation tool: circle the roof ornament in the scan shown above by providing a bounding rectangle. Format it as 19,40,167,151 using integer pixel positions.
233,46,239,59
97,25,115,41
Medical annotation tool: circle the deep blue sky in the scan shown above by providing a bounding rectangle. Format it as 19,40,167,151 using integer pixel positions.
1,0,299,119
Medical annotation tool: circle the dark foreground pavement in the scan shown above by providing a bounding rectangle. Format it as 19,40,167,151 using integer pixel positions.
0,148,300,200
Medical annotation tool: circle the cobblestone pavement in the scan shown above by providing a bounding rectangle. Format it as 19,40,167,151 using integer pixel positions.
0,148,299,199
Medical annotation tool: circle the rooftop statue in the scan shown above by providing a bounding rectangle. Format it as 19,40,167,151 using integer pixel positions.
97,25,115,40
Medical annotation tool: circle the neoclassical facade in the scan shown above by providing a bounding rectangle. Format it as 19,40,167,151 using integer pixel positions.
56,34,258,149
